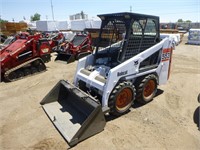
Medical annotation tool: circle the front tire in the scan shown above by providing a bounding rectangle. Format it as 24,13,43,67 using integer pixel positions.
136,74,158,104
108,81,135,116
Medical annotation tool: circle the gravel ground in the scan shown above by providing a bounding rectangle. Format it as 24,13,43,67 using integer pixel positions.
0,35,200,150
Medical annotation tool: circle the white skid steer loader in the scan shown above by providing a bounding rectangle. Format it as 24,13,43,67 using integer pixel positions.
40,12,173,147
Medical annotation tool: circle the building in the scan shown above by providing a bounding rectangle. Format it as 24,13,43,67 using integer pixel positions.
69,11,88,20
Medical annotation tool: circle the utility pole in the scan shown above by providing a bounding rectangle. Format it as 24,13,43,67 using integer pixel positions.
130,6,132,12
50,0,58,31
50,0,55,21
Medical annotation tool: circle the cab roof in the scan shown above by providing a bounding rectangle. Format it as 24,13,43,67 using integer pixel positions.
97,12,159,21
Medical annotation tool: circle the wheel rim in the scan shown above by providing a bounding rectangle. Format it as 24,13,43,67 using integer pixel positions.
116,88,133,111
143,80,156,99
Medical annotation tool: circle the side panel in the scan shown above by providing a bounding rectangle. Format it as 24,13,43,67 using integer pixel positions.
102,38,170,107
158,38,173,85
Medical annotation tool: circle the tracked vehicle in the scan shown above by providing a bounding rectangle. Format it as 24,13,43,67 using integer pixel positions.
54,32,93,63
41,12,173,146
0,32,51,82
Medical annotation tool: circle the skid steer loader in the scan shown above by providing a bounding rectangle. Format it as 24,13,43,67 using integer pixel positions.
41,12,173,147
54,32,93,64
0,32,51,82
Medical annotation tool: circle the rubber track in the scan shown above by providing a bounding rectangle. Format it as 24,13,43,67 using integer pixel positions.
4,57,46,82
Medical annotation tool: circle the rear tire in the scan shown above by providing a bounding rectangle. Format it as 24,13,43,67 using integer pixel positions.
136,74,158,104
108,81,135,116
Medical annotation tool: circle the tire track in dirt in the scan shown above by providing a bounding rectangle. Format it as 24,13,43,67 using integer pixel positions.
165,93,181,109
172,53,200,75
173,67,200,74
31,138,66,150
0,108,42,136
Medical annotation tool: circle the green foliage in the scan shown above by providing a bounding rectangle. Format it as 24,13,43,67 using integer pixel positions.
0,19,8,23
30,13,41,21
186,20,191,23
177,19,192,23
177,19,183,22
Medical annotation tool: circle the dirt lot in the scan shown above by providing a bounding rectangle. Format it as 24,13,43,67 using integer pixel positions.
0,35,200,150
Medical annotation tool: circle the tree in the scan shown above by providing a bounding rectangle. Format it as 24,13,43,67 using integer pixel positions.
186,20,192,23
30,13,41,21
0,18,8,23
177,19,183,22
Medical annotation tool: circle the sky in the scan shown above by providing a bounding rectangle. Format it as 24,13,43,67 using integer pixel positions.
0,0,199,23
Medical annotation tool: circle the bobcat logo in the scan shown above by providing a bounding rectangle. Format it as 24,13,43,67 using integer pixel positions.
117,70,128,76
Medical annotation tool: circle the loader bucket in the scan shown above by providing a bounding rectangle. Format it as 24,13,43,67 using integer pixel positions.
55,53,75,63
40,80,106,147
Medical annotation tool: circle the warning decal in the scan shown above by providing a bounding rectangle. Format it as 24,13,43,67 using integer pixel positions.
162,48,171,62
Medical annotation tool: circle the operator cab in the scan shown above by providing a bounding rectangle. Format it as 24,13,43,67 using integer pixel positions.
93,12,160,69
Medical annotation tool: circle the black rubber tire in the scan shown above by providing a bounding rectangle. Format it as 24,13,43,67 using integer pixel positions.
16,71,24,78
108,81,135,116
136,74,158,104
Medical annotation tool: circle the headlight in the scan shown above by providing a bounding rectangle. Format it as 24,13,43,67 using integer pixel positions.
41,48,49,53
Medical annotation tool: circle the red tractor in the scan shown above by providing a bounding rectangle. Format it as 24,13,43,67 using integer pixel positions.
0,32,51,82
44,32,65,52
54,32,93,63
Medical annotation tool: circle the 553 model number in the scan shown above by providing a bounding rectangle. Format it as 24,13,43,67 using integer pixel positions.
162,48,171,61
